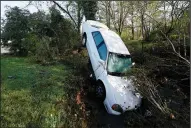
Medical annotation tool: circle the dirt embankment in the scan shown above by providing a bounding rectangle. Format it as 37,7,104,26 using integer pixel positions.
62,46,190,128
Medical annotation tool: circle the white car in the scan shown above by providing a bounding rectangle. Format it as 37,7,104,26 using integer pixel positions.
80,20,142,115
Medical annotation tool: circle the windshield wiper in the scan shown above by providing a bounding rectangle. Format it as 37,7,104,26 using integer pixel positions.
108,71,125,76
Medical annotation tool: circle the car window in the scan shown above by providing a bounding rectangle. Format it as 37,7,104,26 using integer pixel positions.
92,32,104,47
92,31,99,37
98,43,107,61
92,31,107,61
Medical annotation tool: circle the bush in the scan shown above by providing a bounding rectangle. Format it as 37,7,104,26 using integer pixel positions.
34,36,58,64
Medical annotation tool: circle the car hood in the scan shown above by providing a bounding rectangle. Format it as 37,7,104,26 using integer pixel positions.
107,75,142,110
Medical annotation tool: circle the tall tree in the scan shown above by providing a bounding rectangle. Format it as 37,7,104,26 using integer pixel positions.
108,1,129,36
99,1,111,28
81,1,98,20
128,1,136,40
1,6,30,55
50,1,83,32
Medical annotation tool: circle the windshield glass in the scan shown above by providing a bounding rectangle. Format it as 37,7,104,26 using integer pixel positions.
107,52,132,76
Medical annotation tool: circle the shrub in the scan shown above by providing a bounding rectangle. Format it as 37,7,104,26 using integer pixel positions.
34,36,58,64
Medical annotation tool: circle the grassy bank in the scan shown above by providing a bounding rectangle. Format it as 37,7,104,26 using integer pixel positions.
1,56,77,127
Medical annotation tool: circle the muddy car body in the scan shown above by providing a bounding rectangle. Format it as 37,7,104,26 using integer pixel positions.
80,20,142,115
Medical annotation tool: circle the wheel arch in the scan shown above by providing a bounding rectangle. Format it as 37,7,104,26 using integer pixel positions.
97,79,104,85
82,32,87,47
83,32,87,38
97,79,108,98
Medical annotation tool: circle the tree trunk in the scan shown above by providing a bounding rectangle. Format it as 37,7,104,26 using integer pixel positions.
164,1,166,32
183,33,187,57
178,32,181,54
141,14,145,40
108,4,110,29
118,29,122,36
139,27,142,39
77,2,81,33
131,12,134,40
106,2,108,26
119,1,123,36
106,1,111,28
137,28,139,39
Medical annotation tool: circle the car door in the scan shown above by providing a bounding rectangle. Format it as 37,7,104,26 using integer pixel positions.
92,31,108,79
88,31,102,72
86,31,99,71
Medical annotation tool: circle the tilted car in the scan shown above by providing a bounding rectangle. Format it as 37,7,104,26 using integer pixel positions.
80,20,142,115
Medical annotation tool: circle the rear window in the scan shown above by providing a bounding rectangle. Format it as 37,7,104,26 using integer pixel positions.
92,31,107,61
92,31,99,37
92,31,104,47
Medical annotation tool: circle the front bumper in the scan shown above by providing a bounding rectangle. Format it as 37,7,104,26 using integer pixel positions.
103,99,123,115
103,98,141,115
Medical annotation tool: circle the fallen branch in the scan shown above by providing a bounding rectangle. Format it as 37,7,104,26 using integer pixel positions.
130,68,171,115
145,13,190,66
160,30,190,66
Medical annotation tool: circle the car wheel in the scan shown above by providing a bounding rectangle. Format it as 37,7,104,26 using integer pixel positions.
82,34,87,47
96,82,106,102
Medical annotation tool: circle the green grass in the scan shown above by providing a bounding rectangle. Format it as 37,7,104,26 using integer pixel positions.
1,56,72,127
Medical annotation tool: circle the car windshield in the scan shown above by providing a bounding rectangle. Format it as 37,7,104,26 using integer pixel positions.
107,52,132,76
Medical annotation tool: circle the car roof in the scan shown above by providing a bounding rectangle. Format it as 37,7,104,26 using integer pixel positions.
86,20,109,29
99,29,130,55
84,20,130,55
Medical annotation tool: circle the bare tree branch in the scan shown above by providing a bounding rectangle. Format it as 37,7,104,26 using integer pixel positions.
52,1,77,28
145,13,190,66
21,1,33,10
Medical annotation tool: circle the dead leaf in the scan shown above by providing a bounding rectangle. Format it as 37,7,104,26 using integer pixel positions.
170,113,175,119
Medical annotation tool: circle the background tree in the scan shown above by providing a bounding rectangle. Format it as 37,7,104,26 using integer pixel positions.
107,1,129,36
1,6,31,56
81,1,98,20
98,1,111,28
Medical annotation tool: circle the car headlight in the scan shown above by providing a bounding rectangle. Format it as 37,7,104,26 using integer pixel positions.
111,104,123,113
132,91,142,99
135,92,142,98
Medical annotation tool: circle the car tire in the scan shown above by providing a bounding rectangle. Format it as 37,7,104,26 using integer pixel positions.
82,34,87,47
96,82,106,102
